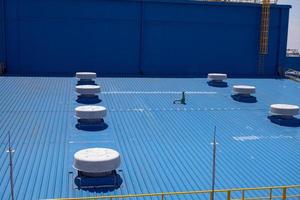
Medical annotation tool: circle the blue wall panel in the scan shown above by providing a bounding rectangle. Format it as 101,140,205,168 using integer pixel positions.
285,56,300,70
0,0,6,63
3,0,291,77
142,2,261,76
5,0,142,75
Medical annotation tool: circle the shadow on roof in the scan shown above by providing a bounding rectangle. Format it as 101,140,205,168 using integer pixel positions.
207,81,228,88
268,116,300,127
231,94,257,103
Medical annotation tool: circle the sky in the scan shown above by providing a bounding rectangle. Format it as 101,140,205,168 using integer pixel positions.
278,0,300,49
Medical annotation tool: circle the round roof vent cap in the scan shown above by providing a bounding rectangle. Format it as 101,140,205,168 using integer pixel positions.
73,148,121,176
208,73,227,81
75,105,107,120
270,104,300,116
76,85,100,95
233,85,256,95
76,72,97,80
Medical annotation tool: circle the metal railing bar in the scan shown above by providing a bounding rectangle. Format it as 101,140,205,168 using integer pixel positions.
49,185,300,200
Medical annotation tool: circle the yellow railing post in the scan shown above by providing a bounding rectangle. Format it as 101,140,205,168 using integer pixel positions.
227,190,231,200
269,188,272,200
161,193,164,200
282,187,287,200
242,190,245,200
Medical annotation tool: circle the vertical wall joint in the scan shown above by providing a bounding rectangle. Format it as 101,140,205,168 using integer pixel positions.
258,0,271,75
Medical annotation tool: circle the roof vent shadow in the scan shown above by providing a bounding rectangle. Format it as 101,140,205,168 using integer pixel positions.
231,94,257,103
268,116,300,127
207,81,228,88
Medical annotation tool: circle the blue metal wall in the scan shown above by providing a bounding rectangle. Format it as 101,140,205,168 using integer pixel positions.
2,0,290,77
286,56,300,71
0,0,6,64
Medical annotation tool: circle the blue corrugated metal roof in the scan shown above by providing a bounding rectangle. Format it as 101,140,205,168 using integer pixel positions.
0,77,300,199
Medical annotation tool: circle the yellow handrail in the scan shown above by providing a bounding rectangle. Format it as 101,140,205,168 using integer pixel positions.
51,185,300,200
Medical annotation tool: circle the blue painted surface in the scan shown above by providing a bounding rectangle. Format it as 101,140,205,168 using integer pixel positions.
0,76,300,199
0,0,6,63
286,56,300,70
2,0,290,77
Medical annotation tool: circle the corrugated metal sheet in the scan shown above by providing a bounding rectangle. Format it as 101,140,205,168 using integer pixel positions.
0,77,300,199
2,0,291,76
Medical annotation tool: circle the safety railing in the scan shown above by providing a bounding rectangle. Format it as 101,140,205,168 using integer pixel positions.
53,185,300,200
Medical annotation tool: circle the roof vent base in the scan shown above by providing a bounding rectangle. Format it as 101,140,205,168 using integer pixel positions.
77,80,96,86
79,170,114,178
78,118,104,124
74,170,122,188
76,96,101,104
76,119,108,131
77,94,98,98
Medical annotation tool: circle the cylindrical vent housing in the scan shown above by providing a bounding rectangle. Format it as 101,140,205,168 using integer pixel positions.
76,72,97,80
207,73,227,81
73,148,121,177
76,85,100,96
233,85,256,95
75,105,107,120
270,104,300,116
